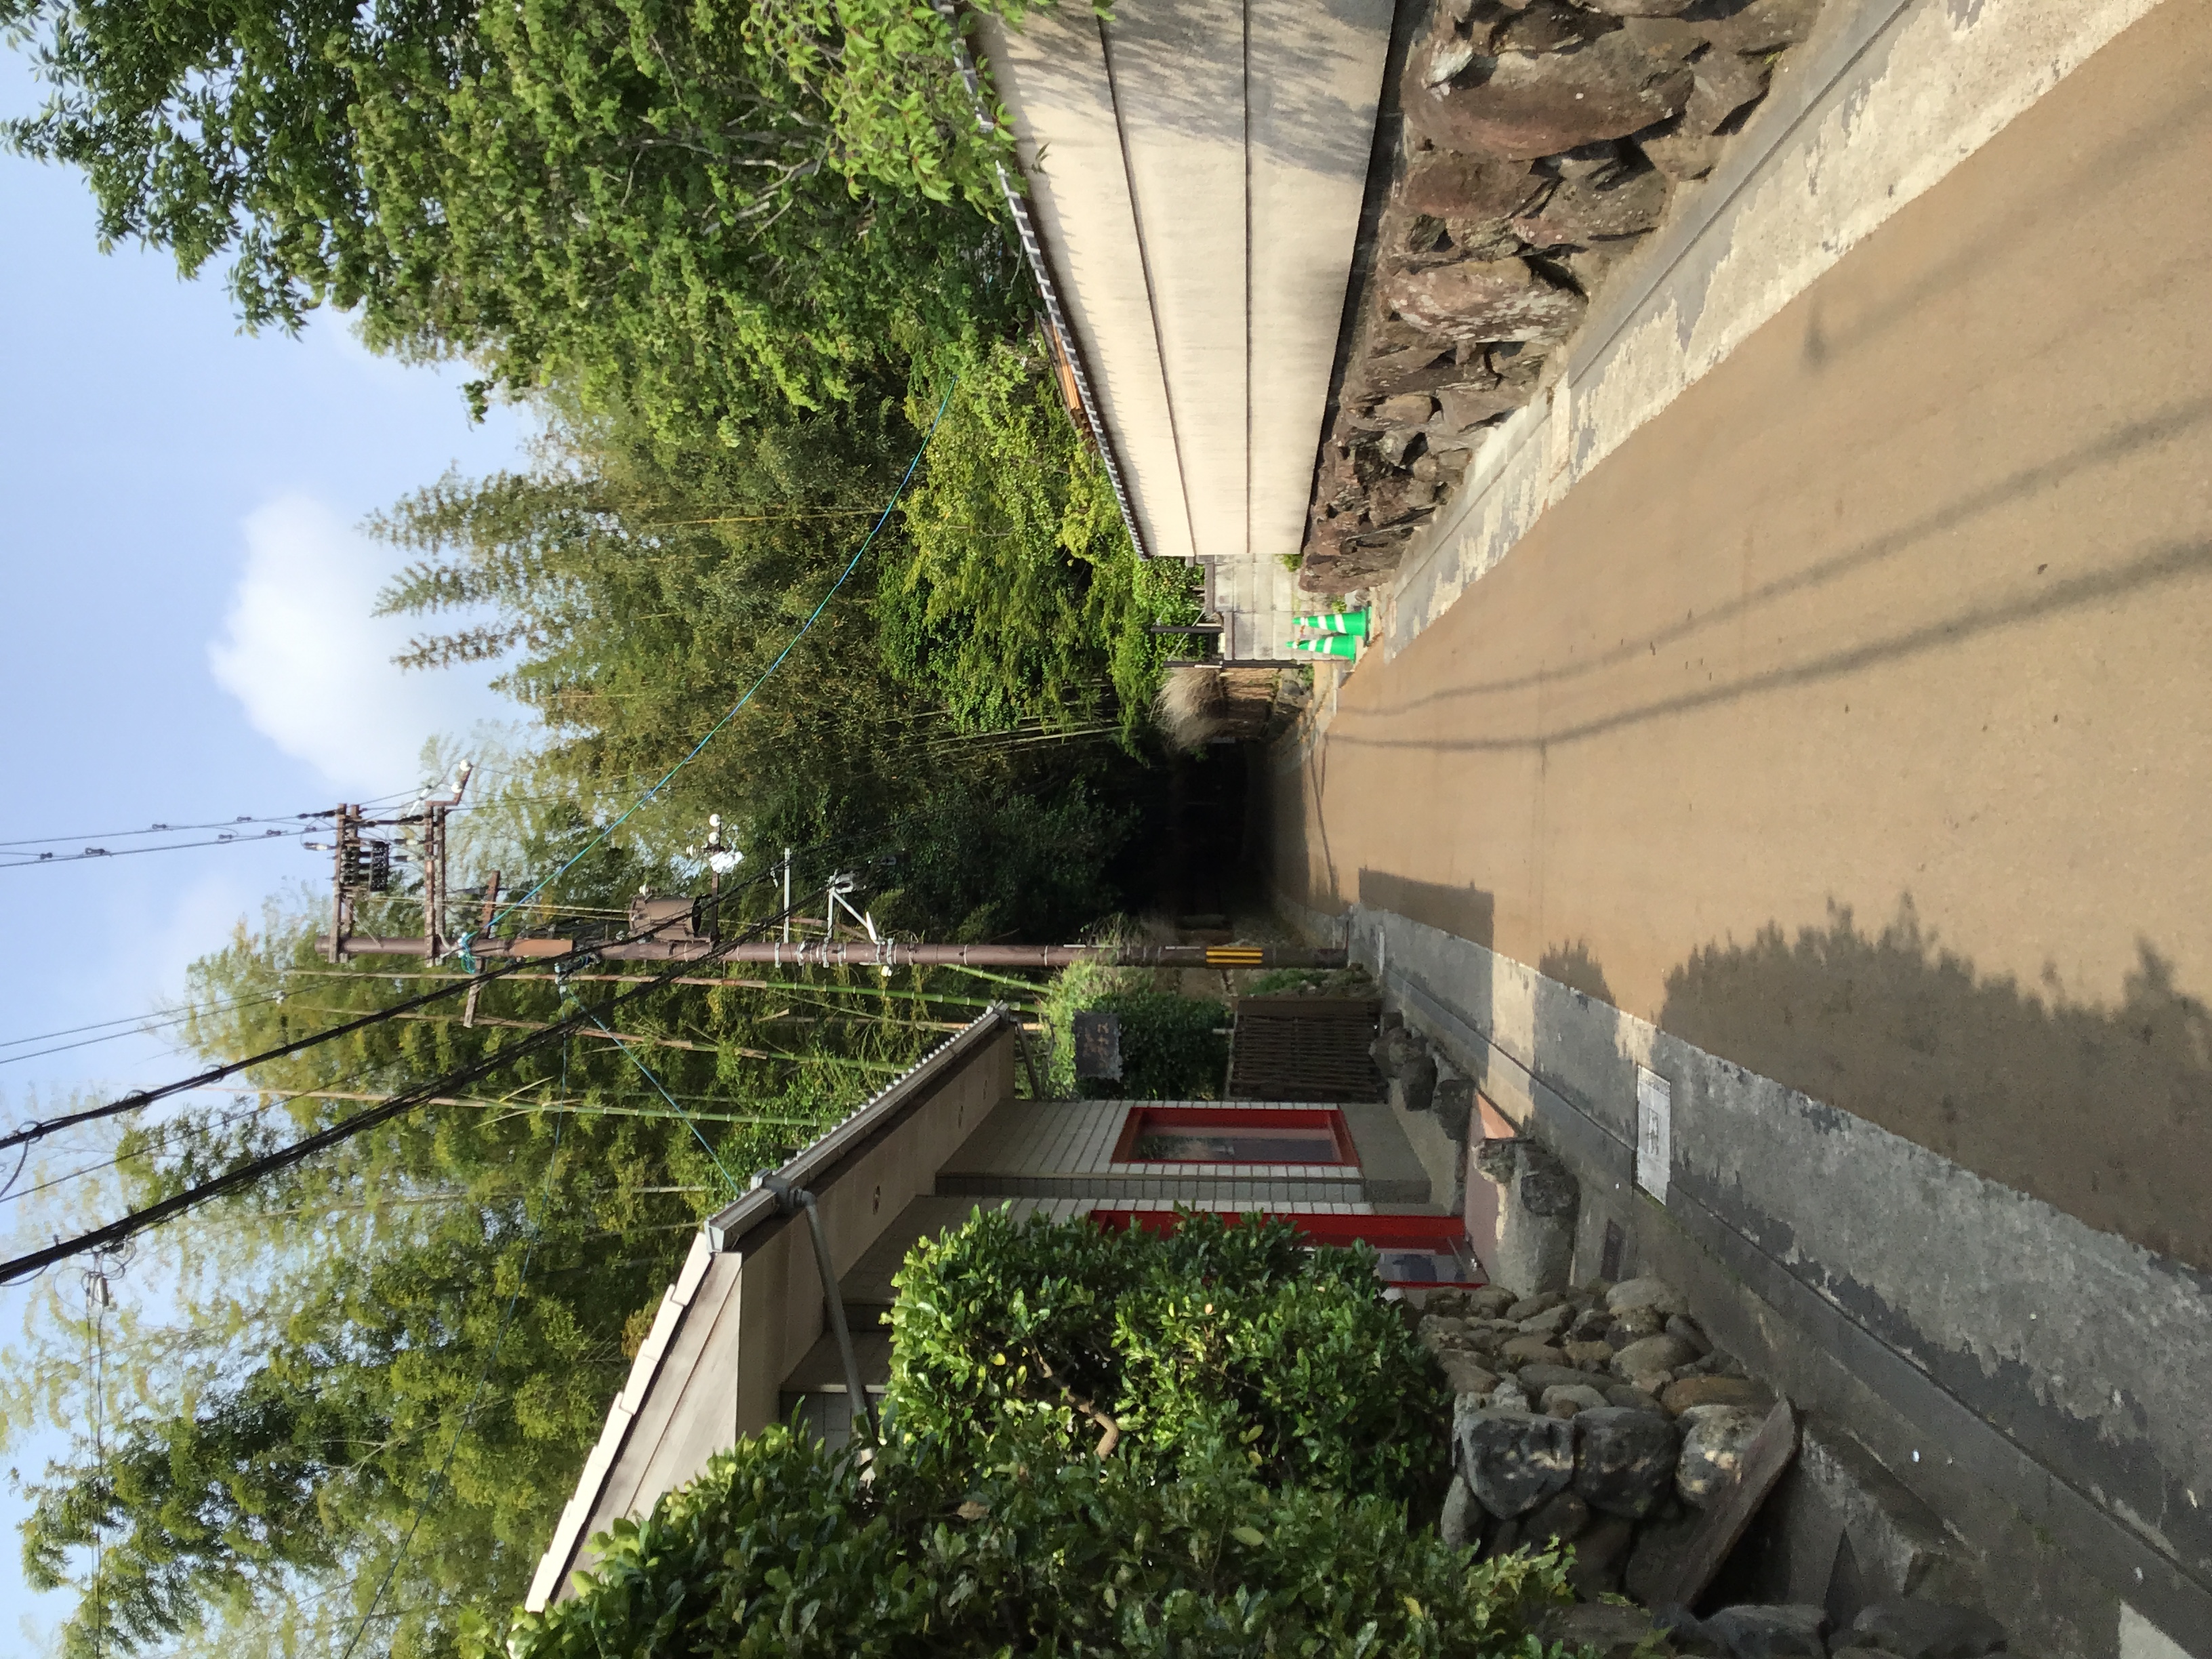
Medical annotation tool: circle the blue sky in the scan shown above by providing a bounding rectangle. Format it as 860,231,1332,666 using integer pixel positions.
0,50,533,1649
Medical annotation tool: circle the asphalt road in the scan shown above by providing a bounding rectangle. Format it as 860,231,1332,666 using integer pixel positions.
1272,0,2212,1270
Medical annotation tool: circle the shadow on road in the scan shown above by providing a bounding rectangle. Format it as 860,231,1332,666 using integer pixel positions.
1658,898,2212,1273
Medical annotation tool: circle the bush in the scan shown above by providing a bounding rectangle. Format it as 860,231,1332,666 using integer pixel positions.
1036,960,1230,1098
886,1210,1451,1505
503,1417,1582,1659
1078,989,1229,1099
882,333,1202,743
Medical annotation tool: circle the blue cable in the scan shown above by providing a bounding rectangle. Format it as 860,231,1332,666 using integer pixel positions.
582,1008,744,1197
488,384,960,937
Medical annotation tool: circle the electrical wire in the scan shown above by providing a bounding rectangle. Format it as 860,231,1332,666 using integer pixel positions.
0,870,825,1282
0,812,327,850
0,929,661,1155
581,1009,743,1194
0,826,316,871
0,819,880,1174
336,1040,573,1659
0,1095,293,1210
0,991,292,1069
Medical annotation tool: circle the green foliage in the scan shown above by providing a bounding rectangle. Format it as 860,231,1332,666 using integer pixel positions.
886,1209,1451,1505
1086,989,1229,1099
1034,959,1229,1097
7,832,971,1659
505,1418,1576,1659
369,395,1165,942
745,0,1048,208
882,332,1200,739
1246,966,1380,998
0,0,1029,436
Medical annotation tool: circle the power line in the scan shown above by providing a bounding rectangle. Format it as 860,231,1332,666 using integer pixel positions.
0,991,291,1057
0,811,327,850
0,816,884,1155
0,942,607,1155
0,880,815,1282
0,826,316,871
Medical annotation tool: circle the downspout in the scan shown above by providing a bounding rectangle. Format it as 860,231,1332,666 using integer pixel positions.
757,1172,880,1443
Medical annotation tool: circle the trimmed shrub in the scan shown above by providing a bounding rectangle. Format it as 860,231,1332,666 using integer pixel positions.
1076,989,1230,1099
886,1208,1450,1504
503,1418,1582,1659
1036,958,1231,1099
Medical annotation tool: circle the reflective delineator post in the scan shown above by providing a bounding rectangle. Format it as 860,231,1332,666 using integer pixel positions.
1288,636,1359,659
1294,607,1370,638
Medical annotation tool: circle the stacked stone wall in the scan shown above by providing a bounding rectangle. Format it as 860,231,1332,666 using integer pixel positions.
1305,0,1823,594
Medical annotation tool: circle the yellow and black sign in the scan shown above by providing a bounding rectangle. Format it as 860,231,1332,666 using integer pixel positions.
1204,946,1266,967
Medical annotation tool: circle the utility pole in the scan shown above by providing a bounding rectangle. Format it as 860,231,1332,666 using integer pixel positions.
312,802,1345,968
312,935,1343,969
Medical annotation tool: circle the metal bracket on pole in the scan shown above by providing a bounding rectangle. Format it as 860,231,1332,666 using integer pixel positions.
756,1172,878,1444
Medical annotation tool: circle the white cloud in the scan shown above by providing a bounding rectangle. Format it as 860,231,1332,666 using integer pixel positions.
208,494,514,798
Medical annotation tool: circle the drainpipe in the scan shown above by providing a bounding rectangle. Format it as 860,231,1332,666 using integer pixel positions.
757,1172,880,1443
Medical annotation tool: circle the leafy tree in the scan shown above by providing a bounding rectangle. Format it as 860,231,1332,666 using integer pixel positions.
369,393,1173,942
0,0,1039,436
9,810,970,1659
882,331,1201,739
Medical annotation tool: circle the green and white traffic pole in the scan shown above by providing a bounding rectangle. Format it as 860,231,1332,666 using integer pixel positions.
1293,607,1370,638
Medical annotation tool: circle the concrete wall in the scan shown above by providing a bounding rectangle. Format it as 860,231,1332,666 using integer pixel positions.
731,1034,1013,1434
1350,904,2209,1659
977,0,1395,653
527,1026,1016,1605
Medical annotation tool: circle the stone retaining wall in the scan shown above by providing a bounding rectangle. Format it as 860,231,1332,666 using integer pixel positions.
1302,0,1823,594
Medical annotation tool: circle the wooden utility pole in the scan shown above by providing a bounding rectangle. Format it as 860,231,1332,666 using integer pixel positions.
316,784,1345,969
314,934,1342,969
